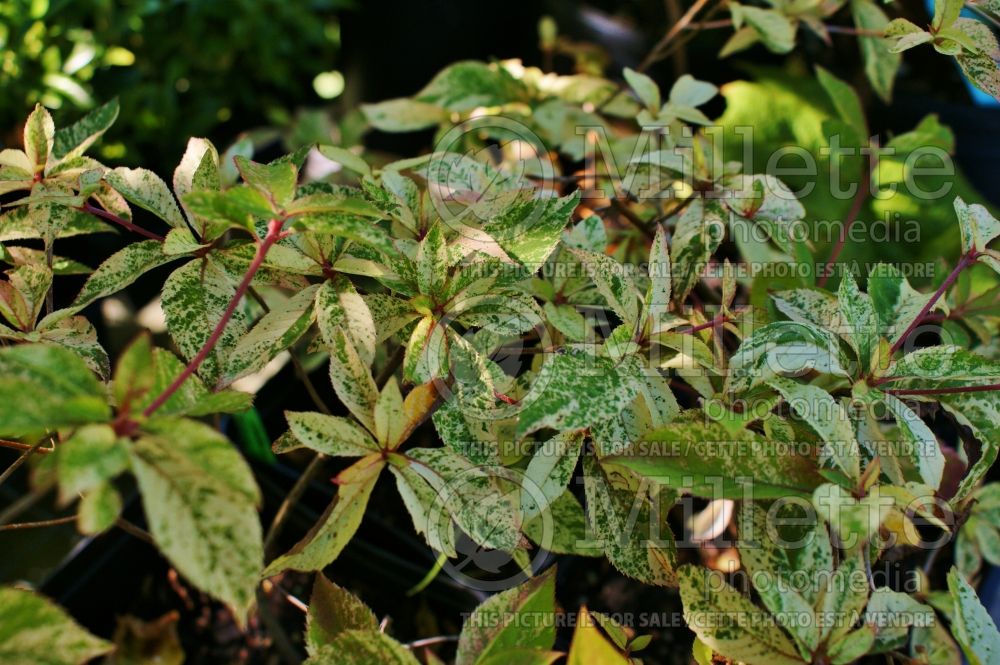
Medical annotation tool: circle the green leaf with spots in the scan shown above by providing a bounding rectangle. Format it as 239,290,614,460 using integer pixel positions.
161,259,250,389
516,349,638,438
607,416,823,499
265,455,383,575
731,4,797,54
129,418,262,622
623,67,660,112
280,411,379,457
234,155,298,207
71,239,180,310
53,98,120,162
316,276,377,367
816,66,867,139
77,482,122,535
522,431,584,520
882,346,1000,384
678,564,805,665
0,343,109,437
306,575,379,656
868,263,933,340
946,568,1000,665
483,192,580,267
727,322,849,394
223,285,317,385
455,568,557,665
388,459,457,557
55,423,129,504
568,247,639,325
771,288,842,331
361,98,448,132
0,587,113,664
105,167,186,229
853,0,900,102
670,199,725,303
23,104,55,172
307,630,420,665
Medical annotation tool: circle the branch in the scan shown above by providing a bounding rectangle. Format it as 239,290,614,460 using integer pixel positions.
0,515,76,531
140,219,285,419
79,202,165,242
887,251,978,357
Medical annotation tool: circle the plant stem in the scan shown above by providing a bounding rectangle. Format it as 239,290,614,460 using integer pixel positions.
262,453,326,560
678,312,729,334
0,437,50,489
638,0,713,72
141,219,284,419
887,251,977,357
817,144,878,288
885,382,1000,396
0,515,76,531
80,202,165,242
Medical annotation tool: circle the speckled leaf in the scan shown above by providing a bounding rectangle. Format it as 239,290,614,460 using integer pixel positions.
129,418,262,622
483,192,580,267
361,98,448,132
105,167,186,228
607,417,823,499
678,565,804,665
406,446,520,552
234,155,297,207
38,316,110,378
306,576,379,656
280,411,378,457
543,302,589,342
934,389,1000,502
403,316,449,385
623,67,660,111
264,455,383,575
583,454,678,586
72,239,179,309
883,346,1000,384
23,104,54,172
947,568,1000,665
388,460,456,556
838,272,879,373
769,377,861,481
671,199,725,303
516,349,638,438
0,587,113,665
223,285,317,385
328,327,380,434
53,99,119,161
568,247,639,324
316,276,376,367
455,568,556,665
868,264,933,340
522,431,584,520
771,288,842,332
727,322,849,394
132,347,252,418
162,259,249,388
0,343,109,437
731,4,797,54
879,392,944,489
307,630,419,665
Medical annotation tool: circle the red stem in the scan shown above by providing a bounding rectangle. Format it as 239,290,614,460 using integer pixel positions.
80,203,165,242
678,312,729,334
817,151,876,288
885,382,1000,396
887,251,977,357
141,219,284,418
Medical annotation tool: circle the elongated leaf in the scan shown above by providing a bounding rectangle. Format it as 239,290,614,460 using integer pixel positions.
947,567,1000,665
0,587,113,664
24,104,54,172
306,576,379,656
129,418,262,621
264,455,383,574
316,276,376,367
280,411,379,457
308,630,419,665
105,167,186,228
327,327,380,434
455,568,557,665
53,99,120,161
72,240,179,309
568,247,639,324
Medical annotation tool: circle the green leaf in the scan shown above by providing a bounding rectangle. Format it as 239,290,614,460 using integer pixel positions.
77,482,122,535
522,431,584,520
24,104,55,172
483,192,580,267
234,155,298,208
606,416,823,499
566,607,630,665
56,423,128,504
105,167,186,229
947,568,1000,665
829,626,876,664
71,239,179,310
0,587,113,664
933,0,965,30
129,346,251,418
955,197,1000,255
568,247,640,324
183,187,274,234
853,0,900,102
327,327,380,434
53,99,120,161
129,418,262,622
669,75,718,108
223,285,317,385
0,343,109,437
308,630,419,665
838,272,879,373
388,460,457,556
864,588,934,654
306,575,379,656
415,60,527,111
407,446,520,552
878,391,945,488
771,288,842,331
816,66,868,139
678,564,804,665
731,4,797,54
161,259,249,389
933,389,1000,501
583,454,678,585
173,138,220,220
623,67,660,112
315,276,377,367
280,411,379,457
670,199,725,303
317,145,371,177
361,98,448,132
543,302,590,342
264,455,383,574
726,321,849,394
516,350,638,438
868,263,933,340
883,345,1000,384
455,568,557,665
813,484,892,551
